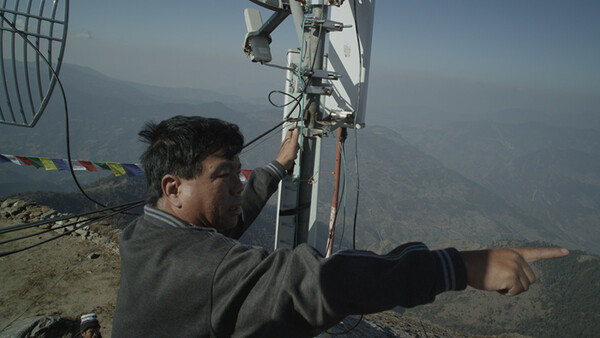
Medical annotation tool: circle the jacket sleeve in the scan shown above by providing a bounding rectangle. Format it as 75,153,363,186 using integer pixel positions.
210,241,467,337
222,160,286,239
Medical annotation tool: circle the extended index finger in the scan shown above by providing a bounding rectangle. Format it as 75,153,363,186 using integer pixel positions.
513,247,570,263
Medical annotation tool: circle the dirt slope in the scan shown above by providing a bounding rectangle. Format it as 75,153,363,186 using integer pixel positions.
0,199,120,337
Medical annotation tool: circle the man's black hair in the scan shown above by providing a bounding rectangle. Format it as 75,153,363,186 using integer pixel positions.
139,115,244,205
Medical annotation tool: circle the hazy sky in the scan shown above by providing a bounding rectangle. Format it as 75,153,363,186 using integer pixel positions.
64,0,600,123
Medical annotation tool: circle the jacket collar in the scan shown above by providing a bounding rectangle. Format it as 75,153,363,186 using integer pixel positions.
143,204,216,232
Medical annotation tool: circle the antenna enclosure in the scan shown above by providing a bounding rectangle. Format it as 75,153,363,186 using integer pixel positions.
243,9,272,63
324,0,375,129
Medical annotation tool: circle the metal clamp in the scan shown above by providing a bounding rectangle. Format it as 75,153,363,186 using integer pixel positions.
305,84,333,96
303,69,341,80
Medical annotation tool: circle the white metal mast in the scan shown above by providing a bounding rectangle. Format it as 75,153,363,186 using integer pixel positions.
243,0,376,251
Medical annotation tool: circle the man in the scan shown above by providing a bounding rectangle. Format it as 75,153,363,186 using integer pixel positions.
112,115,568,337
78,312,102,338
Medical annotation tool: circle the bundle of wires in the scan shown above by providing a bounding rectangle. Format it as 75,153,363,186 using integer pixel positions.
0,12,145,257
0,199,144,257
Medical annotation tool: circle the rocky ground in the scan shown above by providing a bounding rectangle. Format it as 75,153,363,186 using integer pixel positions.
0,198,477,337
0,199,121,337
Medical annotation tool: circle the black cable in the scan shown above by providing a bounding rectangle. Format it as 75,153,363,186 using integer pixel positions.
249,23,317,151
268,90,302,108
0,199,144,234
351,133,360,250
325,314,363,336
333,130,349,251
243,95,302,149
0,212,76,234
0,199,143,257
241,125,286,156
350,0,362,252
243,119,289,150
0,199,144,244
336,142,347,251
0,213,105,245
247,8,328,152
248,8,321,153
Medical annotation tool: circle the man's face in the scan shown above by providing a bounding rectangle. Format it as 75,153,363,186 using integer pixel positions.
81,327,100,338
178,151,244,231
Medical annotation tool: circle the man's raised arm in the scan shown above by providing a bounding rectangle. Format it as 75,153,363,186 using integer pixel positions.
226,128,300,239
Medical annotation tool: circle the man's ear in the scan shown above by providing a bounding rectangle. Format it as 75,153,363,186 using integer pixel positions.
161,174,183,208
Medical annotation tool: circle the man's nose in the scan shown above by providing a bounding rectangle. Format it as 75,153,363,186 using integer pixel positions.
232,174,244,194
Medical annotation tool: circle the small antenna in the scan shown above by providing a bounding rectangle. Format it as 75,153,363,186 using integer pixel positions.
242,0,290,64
243,8,272,63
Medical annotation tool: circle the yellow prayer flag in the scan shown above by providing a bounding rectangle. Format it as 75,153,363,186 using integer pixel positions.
39,157,58,171
106,162,126,176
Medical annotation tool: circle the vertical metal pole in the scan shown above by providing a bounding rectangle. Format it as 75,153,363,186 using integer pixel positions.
275,4,328,250
296,5,328,247
274,50,301,251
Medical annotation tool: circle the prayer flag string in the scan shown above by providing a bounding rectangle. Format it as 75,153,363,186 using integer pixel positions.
0,153,252,181
0,153,143,177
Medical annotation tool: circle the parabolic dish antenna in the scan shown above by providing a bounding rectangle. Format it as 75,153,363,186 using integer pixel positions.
0,0,69,127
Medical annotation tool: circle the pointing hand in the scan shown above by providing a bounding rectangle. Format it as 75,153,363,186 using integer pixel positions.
460,247,569,296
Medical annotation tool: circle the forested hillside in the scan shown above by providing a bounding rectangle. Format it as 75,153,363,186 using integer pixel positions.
393,115,600,255
405,240,600,337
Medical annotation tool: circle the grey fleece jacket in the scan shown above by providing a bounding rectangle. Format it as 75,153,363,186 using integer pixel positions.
112,161,467,337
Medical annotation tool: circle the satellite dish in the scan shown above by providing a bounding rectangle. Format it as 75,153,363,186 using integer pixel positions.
0,0,69,128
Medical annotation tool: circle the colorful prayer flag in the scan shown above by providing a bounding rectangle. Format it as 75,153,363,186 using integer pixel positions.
78,160,98,172
51,158,70,171
26,157,44,168
15,156,34,166
241,169,252,179
0,153,251,180
121,163,144,177
1,154,21,165
70,161,87,171
0,154,11,164
39,158,58,170
106,162,126,176
240,169,253,183
93,161,111,170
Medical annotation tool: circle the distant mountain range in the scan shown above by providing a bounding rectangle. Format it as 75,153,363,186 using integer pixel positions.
2,63,599,336
2,62,598,254
322,126,567,253
389,117,600,255
405,239,600,337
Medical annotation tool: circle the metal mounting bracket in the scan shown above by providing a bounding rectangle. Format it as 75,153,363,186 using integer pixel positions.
305,84,333,96
303,69,341,80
